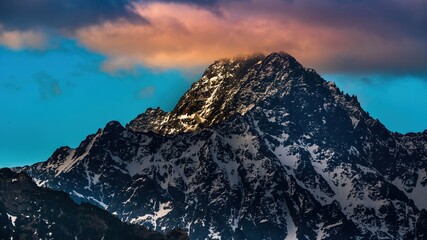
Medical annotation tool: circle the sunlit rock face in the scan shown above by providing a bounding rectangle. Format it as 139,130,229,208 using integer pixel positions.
21,52,427,239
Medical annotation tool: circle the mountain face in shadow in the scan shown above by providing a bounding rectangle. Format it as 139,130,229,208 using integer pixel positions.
0,168,187,240
19,52,427,239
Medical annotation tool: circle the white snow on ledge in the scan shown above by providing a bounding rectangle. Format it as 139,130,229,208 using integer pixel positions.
392,169,427,210
33,178,48,187
55,133,100,177
7,213,17,227
130,202,173,229
349,116,359,129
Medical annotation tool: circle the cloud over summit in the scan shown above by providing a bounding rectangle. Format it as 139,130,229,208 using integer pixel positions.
1,0,426,76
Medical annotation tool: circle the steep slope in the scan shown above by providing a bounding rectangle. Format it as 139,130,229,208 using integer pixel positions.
127,53,306,134
20,52,427,239
0,168,187,239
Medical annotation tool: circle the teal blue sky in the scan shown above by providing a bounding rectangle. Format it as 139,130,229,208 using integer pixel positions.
1,40,426,168
0,0,426,168
0,40,197,167
327,74,427,134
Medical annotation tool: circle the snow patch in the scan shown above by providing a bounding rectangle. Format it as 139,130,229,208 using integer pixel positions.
392,169,427,210
87,196,108,209
284,204,297,240
33,178,48,187
7,213,17,227
274,145,299,168
130,202,173,228
92,173,101,185
55,133,99,177
349,116,359,129
208,225,222,239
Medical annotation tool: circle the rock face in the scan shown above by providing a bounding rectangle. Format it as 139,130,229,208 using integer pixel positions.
0,168,187,240
20,52,427,239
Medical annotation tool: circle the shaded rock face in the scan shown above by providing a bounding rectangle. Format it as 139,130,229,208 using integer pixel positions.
20,52,427,239
0,168,188,240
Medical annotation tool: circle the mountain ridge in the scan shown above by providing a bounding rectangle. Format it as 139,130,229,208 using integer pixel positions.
17,52,427,239
0,168,188,239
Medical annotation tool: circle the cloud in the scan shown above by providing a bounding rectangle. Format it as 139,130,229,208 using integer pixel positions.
76,2,301,70
0,0,145,31
1,0,426,76
0,29,47,50
74,1,427,75
34,72,62,99
137,86,156,99
151,0,221,6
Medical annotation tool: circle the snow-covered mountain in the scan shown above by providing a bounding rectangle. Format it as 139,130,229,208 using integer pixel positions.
20,52,427,239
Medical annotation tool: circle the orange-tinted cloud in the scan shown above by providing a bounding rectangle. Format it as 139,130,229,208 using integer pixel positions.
76,2,290,71
74,1,427,74
0,29,47,50
1,0,425,75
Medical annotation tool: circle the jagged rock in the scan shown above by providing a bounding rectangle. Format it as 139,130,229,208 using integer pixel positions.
0,168,187,240
18,52,427,239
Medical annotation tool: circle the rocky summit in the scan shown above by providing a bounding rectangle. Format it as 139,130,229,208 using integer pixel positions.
19,52,427,239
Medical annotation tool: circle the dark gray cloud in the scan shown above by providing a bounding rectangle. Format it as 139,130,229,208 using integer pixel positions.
34,72,62,99
1,0,425,39
0,0,146,31
237,0,427,76
283,0,427,41
0,0,225,32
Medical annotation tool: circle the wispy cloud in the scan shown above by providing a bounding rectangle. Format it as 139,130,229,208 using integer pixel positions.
0,29,47,50
34,72,62,99
137,86,155,99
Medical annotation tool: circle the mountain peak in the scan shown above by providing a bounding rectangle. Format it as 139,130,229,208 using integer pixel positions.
264,51,298,63
104,120,125,134
216,52,265,64
218,51,296,65
128,52,324,134
21,52,427,240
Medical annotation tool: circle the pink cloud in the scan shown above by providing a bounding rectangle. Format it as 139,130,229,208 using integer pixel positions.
70,0,426,74
0,28,47,50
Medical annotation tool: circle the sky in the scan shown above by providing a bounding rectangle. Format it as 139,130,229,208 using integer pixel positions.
0,0,426,167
